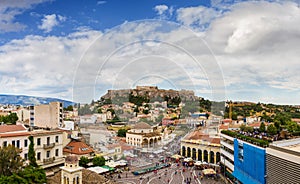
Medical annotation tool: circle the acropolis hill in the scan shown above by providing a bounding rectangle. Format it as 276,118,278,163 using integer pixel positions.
100,86,199,102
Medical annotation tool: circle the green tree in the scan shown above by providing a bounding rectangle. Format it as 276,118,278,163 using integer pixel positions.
259,122,266,132
286,121,300,133
244,126,254,133
79,156,89,167
28,136,38,167
240,124,246,132
64,105,73,111
267,124,277,135
0,145,24,176
21,166,47,183
92,156,105,166
0,113,18,124
117,129,127,137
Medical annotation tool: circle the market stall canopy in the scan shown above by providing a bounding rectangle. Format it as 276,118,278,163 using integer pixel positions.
194,161,202,166
88,166,109,174
171,154,183,159
183,157,193,162
202,168,216,175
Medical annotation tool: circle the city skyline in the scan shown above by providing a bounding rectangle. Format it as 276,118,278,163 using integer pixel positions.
1,0,300,105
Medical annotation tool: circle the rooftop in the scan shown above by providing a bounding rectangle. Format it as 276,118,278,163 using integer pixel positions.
0,124,27,133
63,140,94,155
132,122,152,129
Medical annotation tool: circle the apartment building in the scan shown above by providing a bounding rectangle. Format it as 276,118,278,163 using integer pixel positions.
0,124,65,169
30,102,63,128
220,132,266,184
266,138,300,183
220,133,235,176
0,124,30,159
33,129,65,169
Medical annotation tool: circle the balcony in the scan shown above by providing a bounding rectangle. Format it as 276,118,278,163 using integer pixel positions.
221,140,234,151
43,157,55,164
220,148,234,162
220,156,234,171
43,143,55,149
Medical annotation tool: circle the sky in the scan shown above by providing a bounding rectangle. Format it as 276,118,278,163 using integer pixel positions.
1,0,300,105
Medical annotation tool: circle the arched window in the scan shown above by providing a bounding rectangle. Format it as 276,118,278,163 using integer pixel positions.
182,146,186,156
210,151,215,163
187,147,191,158
204,150,208,162
198,149,202,161
216,152,221,164
192,148,197,160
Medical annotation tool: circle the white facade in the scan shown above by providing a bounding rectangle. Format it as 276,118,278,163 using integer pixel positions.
0,134,30,160
220,133,235,172
79,115,97,124
33,130,65,169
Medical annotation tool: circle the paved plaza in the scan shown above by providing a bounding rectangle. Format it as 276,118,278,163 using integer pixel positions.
112,163,224,184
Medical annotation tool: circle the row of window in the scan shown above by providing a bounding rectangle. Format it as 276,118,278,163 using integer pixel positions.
128,137,141,141
2,135,60,148
36,136,59,146
3,139,28,148
36,149,60,160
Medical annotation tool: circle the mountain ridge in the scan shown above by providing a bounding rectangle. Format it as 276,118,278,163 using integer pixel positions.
0,94,74,107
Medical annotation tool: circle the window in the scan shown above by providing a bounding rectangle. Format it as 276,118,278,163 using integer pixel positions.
47,150,50,158
37,152,41,160
37,138,41,146
55,136,59,143
238,142,244,161
55,149,59,157
3,141,7,147
24,139,28,147
12,140,15,147
47,137,50,145
16,140,20,148
24,153,28,160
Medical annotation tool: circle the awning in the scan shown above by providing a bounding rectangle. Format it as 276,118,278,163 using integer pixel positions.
88,166,109,174
101,165,115,171
202,168,216,175
171,154,183,159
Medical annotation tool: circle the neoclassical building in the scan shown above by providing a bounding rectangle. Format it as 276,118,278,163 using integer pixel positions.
180,130,221,164
126,122,162,148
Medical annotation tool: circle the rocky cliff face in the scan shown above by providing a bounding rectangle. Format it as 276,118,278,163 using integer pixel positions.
100,86,198,102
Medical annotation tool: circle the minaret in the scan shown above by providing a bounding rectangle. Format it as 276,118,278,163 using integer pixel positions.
60,155,83,184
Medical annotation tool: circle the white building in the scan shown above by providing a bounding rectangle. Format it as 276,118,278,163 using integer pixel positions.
79,115,97,124
0,124,65,169
126,122,162,148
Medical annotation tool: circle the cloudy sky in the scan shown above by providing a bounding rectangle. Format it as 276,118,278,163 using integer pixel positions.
1,0,300,104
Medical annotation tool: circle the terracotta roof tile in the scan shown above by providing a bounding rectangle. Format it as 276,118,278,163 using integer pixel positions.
133,122,151,129
0,124,26,133
185,131,208,140
63,140,94,155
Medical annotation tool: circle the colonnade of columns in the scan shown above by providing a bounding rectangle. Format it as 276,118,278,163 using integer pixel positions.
180,146,220,164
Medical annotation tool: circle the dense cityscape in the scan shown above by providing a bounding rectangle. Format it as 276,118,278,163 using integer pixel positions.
1,0,300,184
0,86,300,183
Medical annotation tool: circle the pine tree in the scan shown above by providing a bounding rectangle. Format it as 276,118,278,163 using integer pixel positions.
28,136,38,167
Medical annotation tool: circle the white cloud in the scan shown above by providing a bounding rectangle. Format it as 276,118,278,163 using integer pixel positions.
97,1,106,5
176,6,222,30
38,14,66,33
2,1,300,104
154,5,168,15
0,0,52,33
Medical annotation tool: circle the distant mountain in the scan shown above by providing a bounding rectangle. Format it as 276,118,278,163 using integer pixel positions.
0,94,74,107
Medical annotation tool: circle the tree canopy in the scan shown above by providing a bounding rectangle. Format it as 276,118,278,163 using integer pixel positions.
117,129,127,137
92,156,105,166
0,113,18,124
